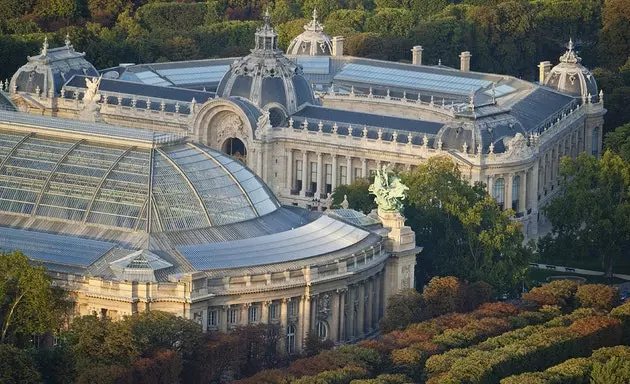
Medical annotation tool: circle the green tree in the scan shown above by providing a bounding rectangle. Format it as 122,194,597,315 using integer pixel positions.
401,157,530,292
331,177,377,214
542,151,630,277
0,251,68,345
379,289,426,333
605,123,630,163
590,357,630,383
0,344,42,384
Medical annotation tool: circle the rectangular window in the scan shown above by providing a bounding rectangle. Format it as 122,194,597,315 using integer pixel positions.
228,308,239,325
248,306,258,324
208,309,218,328
288,299,298,317
310,162,317,192
325,164,332,194
340,166,347,185
296,160,303,181
354,167,362,180
269,303,279,320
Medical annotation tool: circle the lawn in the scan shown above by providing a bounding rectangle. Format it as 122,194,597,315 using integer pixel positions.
528,267,626,286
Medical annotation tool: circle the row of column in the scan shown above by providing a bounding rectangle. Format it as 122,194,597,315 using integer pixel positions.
285,149,413,197
200,273,386,353
487,169,531,213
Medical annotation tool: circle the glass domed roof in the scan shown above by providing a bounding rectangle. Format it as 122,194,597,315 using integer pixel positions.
0,128,279,233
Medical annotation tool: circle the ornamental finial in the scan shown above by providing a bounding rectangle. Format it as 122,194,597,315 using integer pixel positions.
42,36,49,56
65,33,71,48
312,7,318,22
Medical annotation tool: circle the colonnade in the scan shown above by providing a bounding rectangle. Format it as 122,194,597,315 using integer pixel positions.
200,272,386,354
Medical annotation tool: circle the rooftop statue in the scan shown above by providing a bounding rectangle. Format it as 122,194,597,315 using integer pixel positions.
84,75,102,103
369,165,408,212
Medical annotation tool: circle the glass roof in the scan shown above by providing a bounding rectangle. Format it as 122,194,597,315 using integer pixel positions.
297,57,330,75
334,63,492,95
156,65,229,86
0,130,279,233
0,226,115,266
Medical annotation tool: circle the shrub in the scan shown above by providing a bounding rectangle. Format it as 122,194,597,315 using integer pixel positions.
576,284,620,311
422,276,466,317
379,289,426,333
522,280,581,309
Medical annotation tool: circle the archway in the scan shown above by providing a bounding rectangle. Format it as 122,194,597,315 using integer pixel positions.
222,137,247,162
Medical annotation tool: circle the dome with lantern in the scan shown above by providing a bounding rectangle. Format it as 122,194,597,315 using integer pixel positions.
217,10,316,124
287,8,333,56
544,39,598,99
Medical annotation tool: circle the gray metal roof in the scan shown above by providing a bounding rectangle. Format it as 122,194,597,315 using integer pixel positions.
64,75,215,103
0,93,16,112
0,226,115,266
176,215,370,270
0,110,181,145
291,106,444,136
511,88,575,133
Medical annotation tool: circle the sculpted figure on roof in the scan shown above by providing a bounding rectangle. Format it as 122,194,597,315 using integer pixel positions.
369,165,408,212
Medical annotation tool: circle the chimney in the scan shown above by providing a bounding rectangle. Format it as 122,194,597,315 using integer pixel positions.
411,45,423,65
538,61,552,84
459,51,472,72
332,36,344,57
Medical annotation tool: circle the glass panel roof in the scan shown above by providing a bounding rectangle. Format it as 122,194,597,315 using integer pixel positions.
156,65,229,85
297,57,330,75
0,226,115,266
0,127,279,233
334,64,492,95
484,84,516,98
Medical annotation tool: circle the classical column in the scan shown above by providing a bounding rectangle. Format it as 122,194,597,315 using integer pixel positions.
296,297,304,351
241,304,248,326
220,306,228,332
331,154,338,192
261,301,269,324
347,286,355,340
506,174,513,211
338,289,346,342
301,150,308,197
519,171,527,213
487,174,494,196
331,291,340,343
286,149,293,190
302,295,311,346
256,149,263,177
316,152,323,197
531,161,540,235
346,156,353,184
356,283,365,338
202,308,208,332
366,279,373,332
361,158,368,180
597,126,603,157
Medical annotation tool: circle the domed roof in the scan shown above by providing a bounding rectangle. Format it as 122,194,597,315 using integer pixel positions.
545,39,598,99
9,36,98,97
0,122,280,233
287,9,333,56
217,10,316,116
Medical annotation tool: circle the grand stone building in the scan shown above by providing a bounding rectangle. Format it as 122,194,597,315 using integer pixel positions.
4,13,605,240
0,99,419,352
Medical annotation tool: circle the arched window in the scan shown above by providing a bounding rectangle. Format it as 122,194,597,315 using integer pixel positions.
512,175,520,211
592,128,599,156
316,321,328,341
286,324,296,354
493,178,505,210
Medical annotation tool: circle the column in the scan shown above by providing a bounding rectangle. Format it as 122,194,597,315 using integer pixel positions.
346,156,353,184
202,308,208,332
241,304,248,326
280,298,288,351
331,154,338,192
256,149,263,177
261,301,269,324
300,150,308,197
338,289,346,342
347,286,355,340
361,158,368,180
331,291,341,343
356,283,365,338
597,126,603,158
506,174,513,211
531,161,540,235
316,152,323,197
373,273,381,325
286,149,293,190
301,295,311,346
220,306,228,332
487,174,494,196
296,297,304,351
518,171,527,213
366,279,373,332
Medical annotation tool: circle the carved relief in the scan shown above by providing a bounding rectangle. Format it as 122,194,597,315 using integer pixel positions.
400,265,411,289
318,293,331,318
215,114,247,146
505,133,533,160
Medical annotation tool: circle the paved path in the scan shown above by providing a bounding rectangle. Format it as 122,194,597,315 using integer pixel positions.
529,262,630,281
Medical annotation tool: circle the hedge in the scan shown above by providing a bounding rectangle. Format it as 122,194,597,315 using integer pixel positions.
500,346,630,384
425,313,621,383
